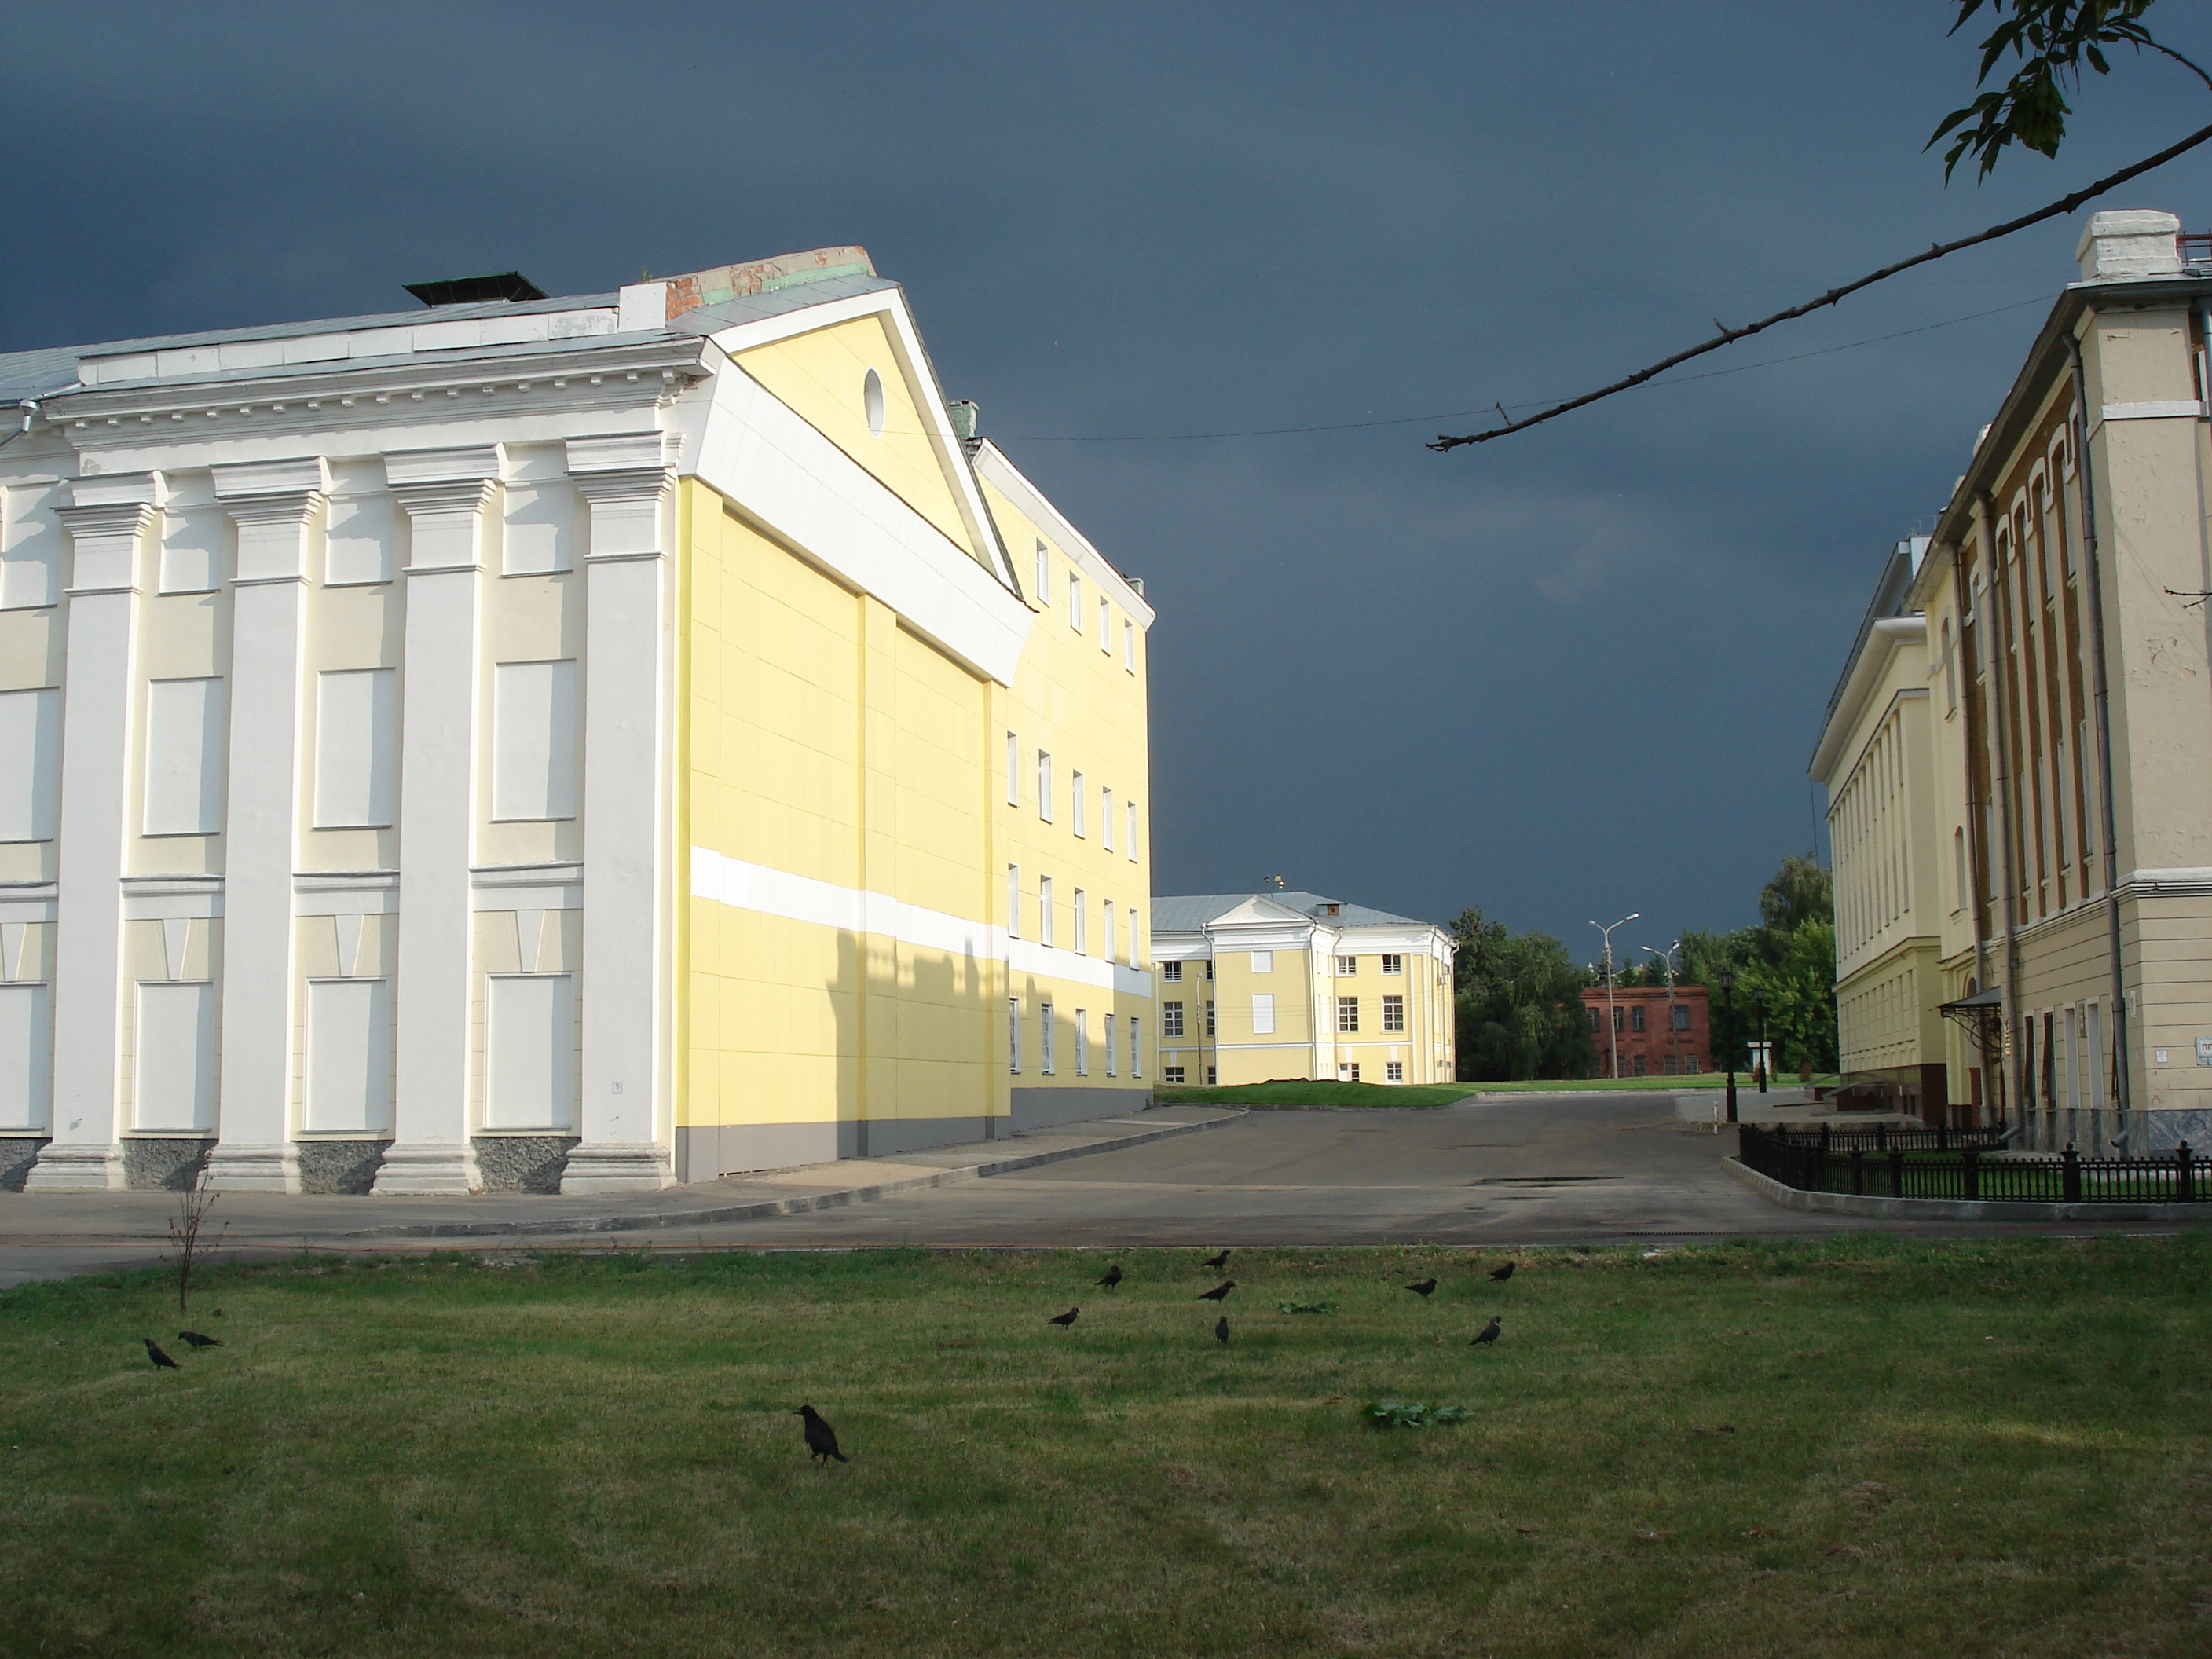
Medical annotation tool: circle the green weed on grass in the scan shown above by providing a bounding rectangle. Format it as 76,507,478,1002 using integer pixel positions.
2,1235,2208,1657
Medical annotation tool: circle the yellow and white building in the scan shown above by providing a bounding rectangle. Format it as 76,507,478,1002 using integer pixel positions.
0,248,1156,1194
1149,893,1454,1086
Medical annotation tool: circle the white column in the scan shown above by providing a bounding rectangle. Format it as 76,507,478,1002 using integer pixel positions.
26,481,152,1190
201,460,327,1192
372,448,498,1195
560,436,674,1192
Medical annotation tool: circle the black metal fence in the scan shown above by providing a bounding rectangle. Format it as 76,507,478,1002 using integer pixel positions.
1738,1124,2203,1204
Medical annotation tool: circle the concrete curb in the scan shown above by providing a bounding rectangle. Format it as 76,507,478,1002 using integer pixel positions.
339,1109,1249,1240
1231,1102,1449,1113
1723,1155,2212,1224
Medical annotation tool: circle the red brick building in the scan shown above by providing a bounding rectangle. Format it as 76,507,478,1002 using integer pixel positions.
1578,984,1712,1079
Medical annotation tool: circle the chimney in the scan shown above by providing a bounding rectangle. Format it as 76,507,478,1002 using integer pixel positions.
2076,210,2183,282
946,400,980,440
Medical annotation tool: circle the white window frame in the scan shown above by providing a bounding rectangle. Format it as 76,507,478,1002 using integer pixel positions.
1102,899,1115,962
1068,572,1082,632
1037,752,1053,821
1071,771,1086,837
1251,993,1275,1035
1006,864,1020,938
1382,994,1405,1033
1075,1009,1090,1075
1250,950,1273,974
1104,1012,1117,1075
1041,1000,1056,1075
1127,801,1139,862
1129,1016,1141,1077
1009,998,1022,1073
1039,875,1055,947
1161,960,1182,983
1101,788,1115,851
1337,996,1360,1033
1034,541,1049,606
1073,888,1088,954
1162,999,1185,1038
1098,594,1111,651
1123,618,1135,672
1381,954,1403,975
1335,955,1357,976
1386,1060,1404,1083
1006,731,1020,804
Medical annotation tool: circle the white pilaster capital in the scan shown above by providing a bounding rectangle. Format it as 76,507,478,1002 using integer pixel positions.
390,478,496,573
222,488,326,584
213,456,332,499
572,462,672,563
54,499,155,595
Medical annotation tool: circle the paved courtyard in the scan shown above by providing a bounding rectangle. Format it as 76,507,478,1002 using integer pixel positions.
2,1090,2193,1287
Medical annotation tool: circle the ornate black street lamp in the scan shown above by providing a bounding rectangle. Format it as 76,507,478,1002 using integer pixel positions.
1718,967,1738,1125
1753,985,1771,1095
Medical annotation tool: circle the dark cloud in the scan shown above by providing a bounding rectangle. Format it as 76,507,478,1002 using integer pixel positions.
9,1,2207,958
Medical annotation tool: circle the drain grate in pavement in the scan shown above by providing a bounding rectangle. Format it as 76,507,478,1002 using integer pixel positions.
1465,1175,1620,1186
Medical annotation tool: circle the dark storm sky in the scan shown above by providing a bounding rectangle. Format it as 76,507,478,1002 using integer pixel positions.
8,2,2210,963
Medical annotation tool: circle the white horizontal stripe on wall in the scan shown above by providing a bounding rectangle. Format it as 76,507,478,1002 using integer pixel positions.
693,847,1152,995
492,660,577,822
305,977,392,1133
0,687,60,842
134,980,217,1130
143,677,227,836
485,973,575,1131
314,668,397,828
0,983,51,1130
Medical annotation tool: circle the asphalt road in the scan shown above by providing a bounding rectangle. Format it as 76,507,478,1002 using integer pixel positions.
2,1092,2192,1286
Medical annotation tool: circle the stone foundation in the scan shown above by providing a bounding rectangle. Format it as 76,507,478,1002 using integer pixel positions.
123,1138,214,1191
472,1136,577,1194
296,1141,390,1195
0,1137,48,1192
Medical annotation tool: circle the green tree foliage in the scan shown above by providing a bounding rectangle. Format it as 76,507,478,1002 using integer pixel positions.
1932,1,2172,181
1678,855,1840,1074
1448,909,1595,1082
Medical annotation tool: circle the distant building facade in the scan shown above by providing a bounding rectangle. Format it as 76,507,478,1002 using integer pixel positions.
1149,893,1454,1086
1577,983,1709,1079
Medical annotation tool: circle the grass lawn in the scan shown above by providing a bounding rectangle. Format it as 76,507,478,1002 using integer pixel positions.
1151,1079,1480,1108
5,1236,2210,1657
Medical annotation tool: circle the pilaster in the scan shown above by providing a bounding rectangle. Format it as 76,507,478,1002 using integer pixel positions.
560,436,675,1192
202,459,327,1193
373,447,498,1195
27,482,153,1190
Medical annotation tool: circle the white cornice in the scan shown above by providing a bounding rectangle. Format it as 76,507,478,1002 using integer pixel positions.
969,440,1154,624
1810,616,1926,782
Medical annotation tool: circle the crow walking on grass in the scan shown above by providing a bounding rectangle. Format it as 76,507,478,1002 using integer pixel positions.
1201,1249,1231,1270
143,1339,180,1371
793,1404,848,1464
1471,1317,1502,1346
178,1330,221,1350
1197,1280,1236,1302
1048,1306,1080,1328
1214,1315,1230,1346
1404,1277,1438,1298
1095,1265,1122,1290
1489,1261,1518,1283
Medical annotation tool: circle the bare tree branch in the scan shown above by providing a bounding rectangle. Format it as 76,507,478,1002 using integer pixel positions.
1427,116,2212,453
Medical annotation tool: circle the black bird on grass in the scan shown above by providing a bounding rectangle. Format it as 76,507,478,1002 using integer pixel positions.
1197,1280,1236,1302
143,1339,180,1371
1404,1277,1438,1298
178,1330,221,1350
1201,1248,1231,1270
1214,1315,1230,1346
793,1404,848,1464
1095,1265,1122,1290
1489,1261,1518,1283
1471,1317,1503,1346
1048,1306,1080,1328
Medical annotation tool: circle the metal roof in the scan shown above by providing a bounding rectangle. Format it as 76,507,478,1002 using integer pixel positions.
1151,892,1430,932
670,273,901,335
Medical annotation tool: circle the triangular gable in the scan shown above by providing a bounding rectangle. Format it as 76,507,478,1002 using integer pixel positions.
1208,895,1312,927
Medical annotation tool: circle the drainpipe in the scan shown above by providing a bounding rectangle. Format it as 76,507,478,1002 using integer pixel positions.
1976,487,2026,1125
1950,538,1994,1089
2064,327,2132,1119
0,400,38,452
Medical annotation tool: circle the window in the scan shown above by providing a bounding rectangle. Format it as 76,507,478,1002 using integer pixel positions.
862,368,885,437
1381,954,1403,975
1008,998,1021,1072
1684,1056,1700,1073
1041,1001,1056,1075
1662,1056,1679,1077
1099,595,1111,650
1386,1061,1404,1083
1165,1065,1186,1083
1335,955,1357,975
1612,1008,1625,1032
1632,1055,1647,1078
1252,993,1276,1035
1005,731,1020,804
1205,1000,1216,1036
1942,618,1959,712
1206,1065,1218,1085
1204,961,1214,980
1102,900,1115,961
1104,1012,1116,1075
1338,1062,1361,1082
1126,801,1139,862
1382,994,1404,1032
1161,960,1183,983
493,660,578,822
1068,572,1082,631
1163,1000,1185,1038
1006,864,1020,938
1101,789,1115,851
1071,889,1087,954
1034,541,1049,606
1127,919,1140,966
1585,1008,1599,1031
1670,1003,1691,1031
1629,1005,1646,1032
1071,771,1086,837
1037,752,1053,820
1337,997,1360,1033
1075,1009,1089,1075
1954,827,1968,914
1123,618,1135,671
1250,950,1273,974
1039,877,1055,947
1129,1016,1141,1077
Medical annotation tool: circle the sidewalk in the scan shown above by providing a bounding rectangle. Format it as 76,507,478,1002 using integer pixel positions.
0,1105,1243,1287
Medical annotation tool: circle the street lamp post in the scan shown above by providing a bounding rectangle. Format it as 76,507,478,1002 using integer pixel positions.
1641,942,1681,1077
1753,985,1771,1095
1718,967,1738,1124
1589,912,1639,1080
